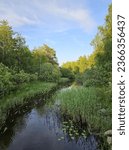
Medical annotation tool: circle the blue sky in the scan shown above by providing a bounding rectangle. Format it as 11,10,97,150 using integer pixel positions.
0,0,111,65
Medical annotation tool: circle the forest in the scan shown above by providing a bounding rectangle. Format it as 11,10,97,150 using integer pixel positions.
0,4,112,150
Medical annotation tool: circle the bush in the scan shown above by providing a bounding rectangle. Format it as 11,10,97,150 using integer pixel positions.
29,73,38,81
13,70,30,84
39,63,61,82
60,67,75,80
0,63,38,97
76,66,110,87
0,63,14,96
75,73,84,85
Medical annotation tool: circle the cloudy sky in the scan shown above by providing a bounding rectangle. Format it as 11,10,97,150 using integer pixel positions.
0,0,111,65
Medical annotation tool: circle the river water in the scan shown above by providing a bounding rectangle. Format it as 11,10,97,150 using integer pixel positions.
0,89,99,150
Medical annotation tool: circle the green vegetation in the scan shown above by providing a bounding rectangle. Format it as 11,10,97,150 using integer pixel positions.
38,63,61,82
57,87,111,133
62,4,112,88
0,20,71,99
58,120,88,141
0,3,111,149
60,68,75,81
0,63,38,97
56,4,112,148
0,20,70,131
0,81,57,127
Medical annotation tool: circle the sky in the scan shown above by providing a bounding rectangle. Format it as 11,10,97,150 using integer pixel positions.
0,0,111,65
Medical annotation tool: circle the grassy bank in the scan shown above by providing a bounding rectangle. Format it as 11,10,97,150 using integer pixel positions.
0,81,57,128
57,86,111,134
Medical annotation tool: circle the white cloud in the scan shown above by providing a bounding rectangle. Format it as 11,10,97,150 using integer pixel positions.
0,0,96,32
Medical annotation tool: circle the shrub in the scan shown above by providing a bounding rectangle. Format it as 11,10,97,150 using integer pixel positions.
60,67,75,80
75,73,84,85
76,66,110,87
0,63,14,96
39,63,61,82
29,73,38,81
0,63,38,97
13,70,30,84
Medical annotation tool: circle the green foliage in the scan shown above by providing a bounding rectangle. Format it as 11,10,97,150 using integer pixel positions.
0,20,14,67
0,63,14,96
39,63,61,82
62,5,112,89
82,66,110,87
12,70,38,85
60,67,75,80
13,70,31,84
73,4,112,88
0,21,32,72
75,73,84,85
90,4,112,86
0,81,57,127
57,87,111,133
32,44,58,74
62,55,95,74
0,63,38,97
0,20,62,97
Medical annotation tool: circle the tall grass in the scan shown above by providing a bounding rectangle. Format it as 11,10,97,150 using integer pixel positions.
57,87,111,134
0,81,57,127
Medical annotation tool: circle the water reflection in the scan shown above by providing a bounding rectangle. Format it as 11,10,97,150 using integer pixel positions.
0,96,99,150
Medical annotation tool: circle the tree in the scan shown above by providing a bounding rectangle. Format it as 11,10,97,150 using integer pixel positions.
32,44,58,74
62,55,94,74
39,63,61,82
91,4,112,85
0,20,14,67
0,20,33,72
13,34,32,72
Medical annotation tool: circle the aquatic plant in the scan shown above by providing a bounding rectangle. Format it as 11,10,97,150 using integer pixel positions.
57,87,111,134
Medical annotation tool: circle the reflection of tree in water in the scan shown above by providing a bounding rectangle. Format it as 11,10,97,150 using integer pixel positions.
0,97,99,150
38,103,62,136
38,103,99,150
0,107,31,149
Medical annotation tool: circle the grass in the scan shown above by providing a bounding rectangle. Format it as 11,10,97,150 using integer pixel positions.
57,86,112,134
0,81,57,127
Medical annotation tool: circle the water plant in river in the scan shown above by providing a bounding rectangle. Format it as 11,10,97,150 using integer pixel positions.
57,87,111,134
58,119,88,141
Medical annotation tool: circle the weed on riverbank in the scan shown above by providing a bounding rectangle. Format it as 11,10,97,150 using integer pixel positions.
0,81,57,128
57,87,111,134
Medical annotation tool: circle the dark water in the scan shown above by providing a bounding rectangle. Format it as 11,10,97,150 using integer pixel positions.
0,90,99,150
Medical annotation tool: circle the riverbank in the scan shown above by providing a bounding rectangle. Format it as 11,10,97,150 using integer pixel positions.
57,86,112,149
0,81,58,130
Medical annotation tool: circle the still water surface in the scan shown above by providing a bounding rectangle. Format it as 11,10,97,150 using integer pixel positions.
0,89,99,150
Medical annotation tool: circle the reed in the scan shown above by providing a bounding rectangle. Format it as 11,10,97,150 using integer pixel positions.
57,86,111,134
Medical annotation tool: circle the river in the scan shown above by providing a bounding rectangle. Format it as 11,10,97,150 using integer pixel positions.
0,88,99,150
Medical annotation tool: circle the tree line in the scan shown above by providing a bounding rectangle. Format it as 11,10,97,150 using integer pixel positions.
62,4,112,88
0,4,112,98
0,21,74,97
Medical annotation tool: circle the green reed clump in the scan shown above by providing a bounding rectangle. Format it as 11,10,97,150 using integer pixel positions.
57,87,111,134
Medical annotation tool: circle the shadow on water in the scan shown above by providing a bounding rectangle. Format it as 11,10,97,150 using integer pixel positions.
0,88,100,150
